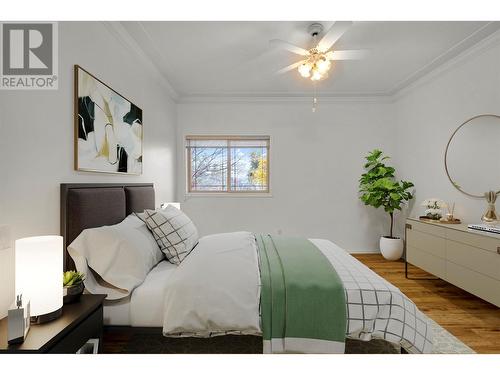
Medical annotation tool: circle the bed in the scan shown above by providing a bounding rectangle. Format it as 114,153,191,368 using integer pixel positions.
60,183,433,354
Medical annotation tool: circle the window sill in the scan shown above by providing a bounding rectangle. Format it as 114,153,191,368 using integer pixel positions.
185,192,273,198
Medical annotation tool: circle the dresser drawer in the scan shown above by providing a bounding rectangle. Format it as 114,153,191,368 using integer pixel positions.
447,240,500,281
407,245,446,279
408,220,446,238
446,262,500,307
446,229,500,254
407,228,446,259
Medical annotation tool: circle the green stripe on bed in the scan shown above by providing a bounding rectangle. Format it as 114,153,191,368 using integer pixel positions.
256,234,347,353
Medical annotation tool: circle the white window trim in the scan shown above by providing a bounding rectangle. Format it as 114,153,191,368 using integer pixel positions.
185,192,273,198
185,135,271,195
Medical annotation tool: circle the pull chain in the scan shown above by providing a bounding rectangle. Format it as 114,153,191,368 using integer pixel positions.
312,82,318,112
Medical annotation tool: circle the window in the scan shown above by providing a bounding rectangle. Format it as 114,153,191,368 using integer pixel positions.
186,136,270,193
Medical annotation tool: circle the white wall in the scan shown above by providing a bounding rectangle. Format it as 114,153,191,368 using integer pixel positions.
177,100,397,252
177,31,500,252
393,31,500,225
0,91,10,318
0,22,177,317
0,226,13,321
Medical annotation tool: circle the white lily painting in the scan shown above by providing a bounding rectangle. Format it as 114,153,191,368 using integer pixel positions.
75,65,143,174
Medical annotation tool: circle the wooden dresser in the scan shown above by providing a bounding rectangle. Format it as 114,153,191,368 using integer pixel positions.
405,217,500,307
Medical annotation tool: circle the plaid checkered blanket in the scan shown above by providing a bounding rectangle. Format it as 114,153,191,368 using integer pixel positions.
310,239,433,354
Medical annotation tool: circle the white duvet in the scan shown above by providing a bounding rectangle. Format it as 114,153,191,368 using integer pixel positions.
163,231,261,337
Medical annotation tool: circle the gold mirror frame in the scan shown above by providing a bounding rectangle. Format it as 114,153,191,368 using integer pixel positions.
444,114,500,222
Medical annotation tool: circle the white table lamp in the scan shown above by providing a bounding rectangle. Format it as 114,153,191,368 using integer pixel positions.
15,236,63,324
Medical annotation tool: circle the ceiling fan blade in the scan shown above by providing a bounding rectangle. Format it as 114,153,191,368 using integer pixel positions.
317,21,353,53
326,49,367,60
269,39,309,56
276,60,306,75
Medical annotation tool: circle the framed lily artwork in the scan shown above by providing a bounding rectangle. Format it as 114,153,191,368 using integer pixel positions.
74,65,143,174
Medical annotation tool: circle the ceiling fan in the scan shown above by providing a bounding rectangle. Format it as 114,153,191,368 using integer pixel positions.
271,21,366,81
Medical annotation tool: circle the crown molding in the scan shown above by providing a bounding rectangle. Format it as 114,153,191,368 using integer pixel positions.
389,22,500,98
178,91,391,104
392,26,500,102
101,21,180,102
103,21,500,104
177,23,500,103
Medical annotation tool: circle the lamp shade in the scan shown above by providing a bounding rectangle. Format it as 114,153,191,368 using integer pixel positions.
15,236,63,318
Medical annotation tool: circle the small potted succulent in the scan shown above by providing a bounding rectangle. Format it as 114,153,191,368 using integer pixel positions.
63,270,85,304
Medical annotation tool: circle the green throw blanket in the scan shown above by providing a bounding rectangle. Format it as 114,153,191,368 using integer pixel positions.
256,234,347,353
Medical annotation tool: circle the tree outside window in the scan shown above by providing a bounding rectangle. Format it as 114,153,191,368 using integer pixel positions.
186,136,269,193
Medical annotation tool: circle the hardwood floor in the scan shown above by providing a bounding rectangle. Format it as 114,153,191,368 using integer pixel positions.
353,254,500,354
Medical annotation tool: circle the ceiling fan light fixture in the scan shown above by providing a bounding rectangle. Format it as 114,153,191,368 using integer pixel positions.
298,63,312,78
316,57,331,73
296,51,332,81
272,22,363,112
310,69,322,81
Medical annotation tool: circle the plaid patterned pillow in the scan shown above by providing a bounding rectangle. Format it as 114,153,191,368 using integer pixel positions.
143,206,199,265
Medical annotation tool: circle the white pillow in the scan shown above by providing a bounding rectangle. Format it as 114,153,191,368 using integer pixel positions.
68,214,164,300
143,206,199,265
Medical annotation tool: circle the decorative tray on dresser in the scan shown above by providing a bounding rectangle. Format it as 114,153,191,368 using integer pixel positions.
405,217,500,307
418,216,461,224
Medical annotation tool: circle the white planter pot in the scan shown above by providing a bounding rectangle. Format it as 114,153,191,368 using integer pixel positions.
379,236,404,260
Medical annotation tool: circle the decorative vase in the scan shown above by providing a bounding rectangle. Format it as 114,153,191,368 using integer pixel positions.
63,282,84,304
379,236,404,260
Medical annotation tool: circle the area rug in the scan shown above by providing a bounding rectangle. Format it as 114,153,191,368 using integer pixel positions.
426,316,475,354
344,315,475,354
111,315,474,354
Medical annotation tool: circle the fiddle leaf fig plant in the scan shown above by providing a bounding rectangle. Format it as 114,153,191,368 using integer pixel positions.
63,270,85,287
359,149,414,238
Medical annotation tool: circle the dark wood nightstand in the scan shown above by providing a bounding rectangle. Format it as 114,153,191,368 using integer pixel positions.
0,294,106,353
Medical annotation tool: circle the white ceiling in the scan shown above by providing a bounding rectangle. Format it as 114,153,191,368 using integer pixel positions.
119,21,500,99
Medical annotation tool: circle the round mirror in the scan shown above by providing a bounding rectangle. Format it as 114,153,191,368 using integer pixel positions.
445,114,500,198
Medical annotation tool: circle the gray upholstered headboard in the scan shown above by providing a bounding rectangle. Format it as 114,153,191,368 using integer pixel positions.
60,183,155,270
